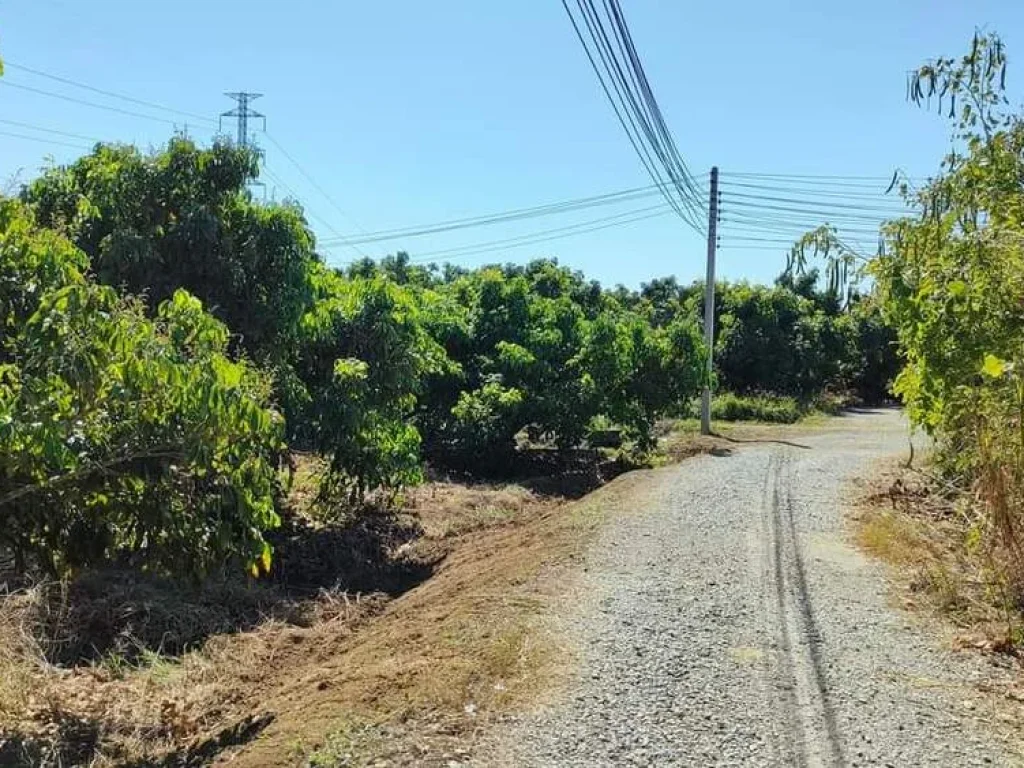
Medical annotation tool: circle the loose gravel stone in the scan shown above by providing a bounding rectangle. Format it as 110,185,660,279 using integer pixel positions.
482,409,1023,767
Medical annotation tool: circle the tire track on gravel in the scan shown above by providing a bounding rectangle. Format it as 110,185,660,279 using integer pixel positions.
763,450,843,768
488,410,1024,767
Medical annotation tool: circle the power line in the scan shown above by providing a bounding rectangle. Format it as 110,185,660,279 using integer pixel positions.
0,61,917,265
315,175,897,264
720,221,882,238
605,0,704,206
721,215,889,236
721,218,892,236
316,172,906,250
326,205,882,267
3,61,217,125
720,209,887,228
577,0,704,227
720,244,813,252
317,169,915,249
0,118,101,144
579,0,704,229
0,80,183,126
725,235,825,244
260,165,304,203
261,163,371,257
0,57,913,262
0,68,368,260
327,202,673,260
1,67,368,257
560,0,696,230
304,169,906,262
718,179,915,201
388,206,675,265
725,172,909,181
384,208,870,267
721,208,891,228
262,132,372,258
559,0,706,233
308,176,895,267
318,181,690,246
0,128,92,151
723,229,878,246
721,190,910,215
719,197,906,223
721,238,879,255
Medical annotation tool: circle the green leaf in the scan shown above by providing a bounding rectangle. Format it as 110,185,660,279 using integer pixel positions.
981,353,1008,379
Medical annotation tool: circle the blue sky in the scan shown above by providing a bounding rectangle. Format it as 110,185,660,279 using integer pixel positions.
1,0,1021,288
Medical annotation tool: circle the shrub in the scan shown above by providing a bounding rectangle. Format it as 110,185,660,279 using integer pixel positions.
857,34,1024,604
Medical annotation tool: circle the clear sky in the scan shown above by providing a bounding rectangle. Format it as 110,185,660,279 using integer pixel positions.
1,0,1022,289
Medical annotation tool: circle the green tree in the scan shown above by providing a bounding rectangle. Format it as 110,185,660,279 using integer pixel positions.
22,139,318,362
711,281,858,398
417,260,706,466
0,200,283,577
583,310,705,449
295,265,449,500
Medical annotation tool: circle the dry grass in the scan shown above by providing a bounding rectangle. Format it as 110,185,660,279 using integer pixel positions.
853,461,1024,653
851,458,1024,756
0,588,49,720
0,459,635,766
215,467,662,766
223,473,633,767
856,509,927,566
1,428,698,767
405,481,544,539
0,580,387,766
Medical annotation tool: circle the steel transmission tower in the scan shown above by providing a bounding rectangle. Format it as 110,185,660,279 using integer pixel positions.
220,92,266,148
220,92,267,196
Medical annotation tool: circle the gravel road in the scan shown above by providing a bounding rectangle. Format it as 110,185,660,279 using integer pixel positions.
486,409,1022,767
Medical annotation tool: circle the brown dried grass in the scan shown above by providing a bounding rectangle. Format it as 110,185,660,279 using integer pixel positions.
0,466,613,766
854,461,1024,652
0,580,387,766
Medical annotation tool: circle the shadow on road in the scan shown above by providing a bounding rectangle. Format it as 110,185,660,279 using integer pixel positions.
711,433,812,450
829,404,903,418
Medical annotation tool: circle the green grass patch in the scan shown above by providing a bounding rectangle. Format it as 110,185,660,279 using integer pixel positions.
710,392,803,423
675,391,859,425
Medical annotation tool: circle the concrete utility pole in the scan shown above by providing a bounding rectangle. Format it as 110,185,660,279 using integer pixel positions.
220,92,266,147
700,166,720,436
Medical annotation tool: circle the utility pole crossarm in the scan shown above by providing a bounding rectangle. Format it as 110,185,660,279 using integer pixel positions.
700,166,720,436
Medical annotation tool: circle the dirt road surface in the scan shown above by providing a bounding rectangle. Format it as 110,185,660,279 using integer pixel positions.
486,409,1021,767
